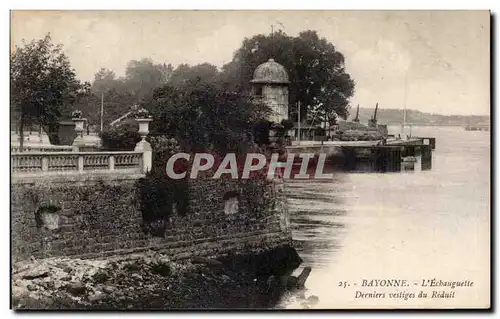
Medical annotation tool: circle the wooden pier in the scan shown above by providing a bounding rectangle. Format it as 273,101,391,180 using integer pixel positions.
339,144,432,172
286,137,434,173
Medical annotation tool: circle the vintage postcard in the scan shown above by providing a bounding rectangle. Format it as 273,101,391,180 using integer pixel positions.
10,10,491,310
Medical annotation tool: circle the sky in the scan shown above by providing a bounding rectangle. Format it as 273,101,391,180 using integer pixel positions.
11,10,490,116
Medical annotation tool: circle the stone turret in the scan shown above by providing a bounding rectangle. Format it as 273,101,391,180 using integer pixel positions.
250,58,290,123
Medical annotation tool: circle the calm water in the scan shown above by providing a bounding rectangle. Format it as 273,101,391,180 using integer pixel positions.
279,126,490,309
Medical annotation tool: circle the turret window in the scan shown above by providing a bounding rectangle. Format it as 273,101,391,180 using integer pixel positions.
255,86,263,97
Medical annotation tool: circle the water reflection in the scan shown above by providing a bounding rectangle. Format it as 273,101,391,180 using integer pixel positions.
278,126,490,309
286,180,347,268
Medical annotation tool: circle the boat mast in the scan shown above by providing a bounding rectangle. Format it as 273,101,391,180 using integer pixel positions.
353,104,360,123
402,70,409,136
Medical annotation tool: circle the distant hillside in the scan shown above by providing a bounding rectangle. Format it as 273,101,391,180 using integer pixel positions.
349,108,490,126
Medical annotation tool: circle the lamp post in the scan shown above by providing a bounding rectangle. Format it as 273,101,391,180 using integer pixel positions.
100,92,104,133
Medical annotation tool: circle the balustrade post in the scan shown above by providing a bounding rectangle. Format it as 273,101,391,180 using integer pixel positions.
134,110,153,174
109,155,115,171
41,156,49,172
78,155,84,173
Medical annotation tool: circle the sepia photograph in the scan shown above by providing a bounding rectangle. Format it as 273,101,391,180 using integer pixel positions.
9,8,491,310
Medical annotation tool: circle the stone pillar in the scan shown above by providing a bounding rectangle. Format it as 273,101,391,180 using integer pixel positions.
134,112,153,174
72,112,86,151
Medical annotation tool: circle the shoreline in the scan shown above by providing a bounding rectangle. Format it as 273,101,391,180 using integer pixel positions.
13,245,306,310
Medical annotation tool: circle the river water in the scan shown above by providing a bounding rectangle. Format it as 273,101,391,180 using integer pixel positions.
279,126,490,309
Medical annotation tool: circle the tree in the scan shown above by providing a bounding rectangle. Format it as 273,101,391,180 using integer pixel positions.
91,68,118,94
144,82,270,153
124,58,173,100
100,89,138,129
168,63,219,88
220,30,355,122
88,59,174,131
10,33,89,148
69,91,100,127
101,120,141,151
70,88,137,132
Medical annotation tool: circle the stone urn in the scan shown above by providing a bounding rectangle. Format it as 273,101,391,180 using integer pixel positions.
135,109,153,141
134,108,153,173
72,110,87,149
73,118,86,137
72,110,85,137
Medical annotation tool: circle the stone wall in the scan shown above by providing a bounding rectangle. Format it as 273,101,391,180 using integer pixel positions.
11,173,292,262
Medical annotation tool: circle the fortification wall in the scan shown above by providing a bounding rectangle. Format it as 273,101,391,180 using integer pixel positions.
11,173,292,262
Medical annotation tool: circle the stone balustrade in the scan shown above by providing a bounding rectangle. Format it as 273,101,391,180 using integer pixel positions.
11,111,153,178
11,151,144,176
11,145,74,153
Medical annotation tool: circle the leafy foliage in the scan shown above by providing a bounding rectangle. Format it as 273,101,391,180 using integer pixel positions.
220,30,355,122
123,59,173,99
91,59,173,100
148,136,181,173
10,33,90,145
85,60,174,132
100,121,141,151
251,120,272,146
145,82,270,153
91,68,119,94
12,29,356,152
137,172,190,237
85,29,355,147
280,119,294,131
168,63,219,88
88,61,224,132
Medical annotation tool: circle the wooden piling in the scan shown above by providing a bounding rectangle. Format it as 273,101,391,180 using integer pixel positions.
380,146,403,172
340,141,433,173
430,138,436,150
341,147,358,171
341,145,403,173
421,144,432,170
390,147,402,172
373,148,386,172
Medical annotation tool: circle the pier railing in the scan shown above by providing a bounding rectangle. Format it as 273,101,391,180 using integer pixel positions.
11,151,144,176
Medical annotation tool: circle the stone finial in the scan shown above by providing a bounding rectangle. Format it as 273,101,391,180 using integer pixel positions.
72,111,87,150
136,119,153,141
134,113,153,173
